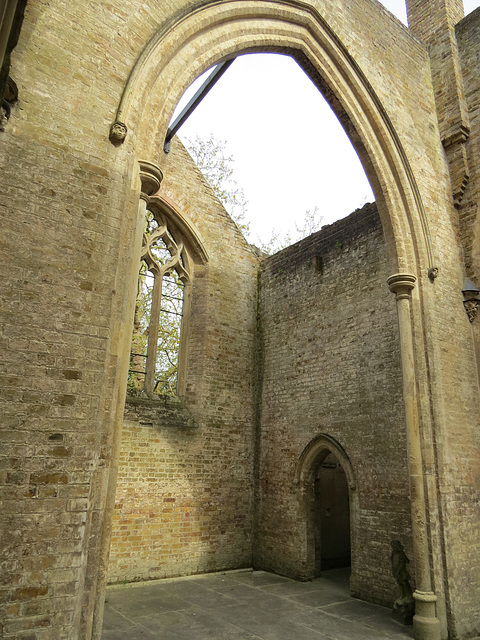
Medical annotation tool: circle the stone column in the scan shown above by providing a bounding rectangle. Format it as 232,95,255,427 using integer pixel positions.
138,161,163,393
387,273,441,640
0,2,18,68
90,159,163,640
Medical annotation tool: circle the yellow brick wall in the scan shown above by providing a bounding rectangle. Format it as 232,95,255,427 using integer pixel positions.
0,1,479,639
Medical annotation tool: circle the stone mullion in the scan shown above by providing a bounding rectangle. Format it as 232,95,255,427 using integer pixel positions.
387,273,441,640
176,280,191,397
130,287,147,389
144,269,165,394
136,160,164,396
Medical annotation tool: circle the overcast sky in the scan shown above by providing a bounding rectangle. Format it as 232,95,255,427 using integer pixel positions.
173,0,479,244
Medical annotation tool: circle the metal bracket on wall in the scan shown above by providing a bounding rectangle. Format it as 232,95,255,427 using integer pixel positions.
163,58,235,153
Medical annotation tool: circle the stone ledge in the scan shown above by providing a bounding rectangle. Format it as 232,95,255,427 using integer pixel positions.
124,393,198,430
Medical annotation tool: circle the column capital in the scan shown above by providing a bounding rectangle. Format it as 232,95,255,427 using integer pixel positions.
387,273,416,299
138,160,163,202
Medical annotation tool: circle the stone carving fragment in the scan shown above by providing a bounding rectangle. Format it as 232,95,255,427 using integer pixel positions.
390,540,414,625
109,121,128,144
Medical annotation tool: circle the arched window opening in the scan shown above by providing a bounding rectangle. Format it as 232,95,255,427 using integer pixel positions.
129,210,192,396
170,53,375,250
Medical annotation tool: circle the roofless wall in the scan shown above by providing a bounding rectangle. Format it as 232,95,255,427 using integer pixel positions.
0,1,479,639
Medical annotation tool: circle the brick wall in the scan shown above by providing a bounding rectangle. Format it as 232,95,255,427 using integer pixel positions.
440,11,480,637
0,1,479,638
107,139,258,583
108,201,414,609
255,204,411,607
457,8,480,286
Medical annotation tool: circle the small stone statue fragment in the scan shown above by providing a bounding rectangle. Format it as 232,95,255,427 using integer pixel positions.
0,101,10,132
390,540,414,625
109,121,128,144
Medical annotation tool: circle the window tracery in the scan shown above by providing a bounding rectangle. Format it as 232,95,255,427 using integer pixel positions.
129,209,192,396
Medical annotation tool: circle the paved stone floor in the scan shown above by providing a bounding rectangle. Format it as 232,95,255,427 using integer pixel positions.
102,568,413,639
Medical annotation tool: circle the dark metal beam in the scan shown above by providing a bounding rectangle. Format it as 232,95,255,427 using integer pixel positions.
164,58,235,153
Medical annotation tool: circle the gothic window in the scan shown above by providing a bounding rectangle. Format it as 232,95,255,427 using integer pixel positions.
129,209,192,396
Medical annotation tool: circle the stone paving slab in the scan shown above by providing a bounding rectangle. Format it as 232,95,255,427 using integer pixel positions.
102,569,414,639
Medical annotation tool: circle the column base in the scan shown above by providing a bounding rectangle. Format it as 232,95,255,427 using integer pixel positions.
413,614,441,640
413,591,441,640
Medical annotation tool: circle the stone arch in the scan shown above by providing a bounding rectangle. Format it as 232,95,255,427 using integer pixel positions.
296,434,357,490
148,194,209,267
295,434,358,582
99,4,444,637
112,0,437,280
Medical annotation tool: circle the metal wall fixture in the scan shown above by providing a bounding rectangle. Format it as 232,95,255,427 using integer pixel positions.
163,59,235,153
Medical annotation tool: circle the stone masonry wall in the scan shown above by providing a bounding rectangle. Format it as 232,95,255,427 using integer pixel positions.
457,8,480,287
0,0,479,638
255,204,412,608
440,10,480,637
107,139,258,583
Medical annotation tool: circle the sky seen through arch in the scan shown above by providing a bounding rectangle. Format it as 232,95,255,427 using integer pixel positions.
172,0,479,247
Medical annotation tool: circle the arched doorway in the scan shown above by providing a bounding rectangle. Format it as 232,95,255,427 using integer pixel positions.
296,434,357,584
314,451,351,575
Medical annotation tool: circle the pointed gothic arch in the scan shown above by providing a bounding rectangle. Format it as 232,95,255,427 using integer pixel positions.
130,193,209,396
111,0,437,282
97,4,445,638
295,434,358,582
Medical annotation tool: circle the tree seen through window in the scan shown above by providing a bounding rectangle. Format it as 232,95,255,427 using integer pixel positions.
129,210,191,396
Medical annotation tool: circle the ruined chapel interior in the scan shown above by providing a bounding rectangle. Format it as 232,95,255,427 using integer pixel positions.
1,1,480,640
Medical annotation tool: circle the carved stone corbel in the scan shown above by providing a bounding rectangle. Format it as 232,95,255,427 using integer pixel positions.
138,160,163,202
464,299,479,323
